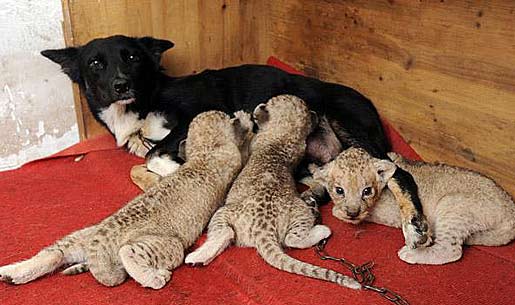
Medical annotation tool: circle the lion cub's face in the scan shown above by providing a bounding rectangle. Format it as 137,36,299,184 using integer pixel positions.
311,148,397,224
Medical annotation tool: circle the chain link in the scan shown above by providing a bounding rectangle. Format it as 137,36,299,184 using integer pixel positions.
315,238,410,305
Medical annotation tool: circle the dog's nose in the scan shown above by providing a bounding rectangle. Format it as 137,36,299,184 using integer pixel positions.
346,207,361,218
113,79,130,94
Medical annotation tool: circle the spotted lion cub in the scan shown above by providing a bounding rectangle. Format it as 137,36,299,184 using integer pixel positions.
311,147,515,265
0,110,253,288
186,95,360,289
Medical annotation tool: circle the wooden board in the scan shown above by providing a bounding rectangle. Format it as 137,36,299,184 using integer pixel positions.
268,0,515,195
61,0,269,139
63,0,515,196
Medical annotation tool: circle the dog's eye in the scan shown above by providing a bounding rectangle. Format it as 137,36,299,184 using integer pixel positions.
89,59,104,70
335,187,345,196
362,187,374,198
128,54,140,62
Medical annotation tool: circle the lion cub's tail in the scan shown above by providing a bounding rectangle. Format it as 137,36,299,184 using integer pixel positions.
256,234,361,289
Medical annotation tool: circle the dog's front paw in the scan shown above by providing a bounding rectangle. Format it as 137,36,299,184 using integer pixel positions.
146,154,181,177
402,216,432,249
127,134,152,158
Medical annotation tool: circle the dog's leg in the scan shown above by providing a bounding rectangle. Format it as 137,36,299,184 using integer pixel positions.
146,154,181,177
387,169,432,249
145,123,188,177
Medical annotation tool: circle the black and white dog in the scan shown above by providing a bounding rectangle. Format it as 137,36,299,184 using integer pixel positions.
41,35,430,248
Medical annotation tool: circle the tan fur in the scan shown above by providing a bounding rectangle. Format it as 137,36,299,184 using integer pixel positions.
0,110,253,288
130,164,161,191
312,148,515,265
185,95,360,289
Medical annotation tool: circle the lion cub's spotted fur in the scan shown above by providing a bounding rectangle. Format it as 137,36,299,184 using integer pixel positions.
0,110,253,288
312,147,515,265
185,95,360,289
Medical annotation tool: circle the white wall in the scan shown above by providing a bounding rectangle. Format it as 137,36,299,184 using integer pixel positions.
0,0,79,170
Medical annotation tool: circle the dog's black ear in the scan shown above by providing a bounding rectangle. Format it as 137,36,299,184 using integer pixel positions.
41,47,81,83
138,37,174,61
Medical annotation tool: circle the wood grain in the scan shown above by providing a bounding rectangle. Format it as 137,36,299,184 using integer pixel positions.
63,0,515,196
62,0,269,139
268,0,515,195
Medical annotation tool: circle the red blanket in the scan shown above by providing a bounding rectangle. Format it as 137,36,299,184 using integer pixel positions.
1,58,514,305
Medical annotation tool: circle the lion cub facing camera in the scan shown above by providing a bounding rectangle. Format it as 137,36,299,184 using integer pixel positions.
186,95,360,289
0,110,253,288
311,147,515,265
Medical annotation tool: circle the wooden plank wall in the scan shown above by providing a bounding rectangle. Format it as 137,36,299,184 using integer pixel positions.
63,0,515,196
62,0,269,139
268,0,515,195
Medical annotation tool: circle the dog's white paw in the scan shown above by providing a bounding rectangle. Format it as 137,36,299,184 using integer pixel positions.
127,134,152,158
146,155,180,177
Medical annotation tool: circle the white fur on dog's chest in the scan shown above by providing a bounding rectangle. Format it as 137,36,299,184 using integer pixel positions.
98,103,171,147
141,112,171,141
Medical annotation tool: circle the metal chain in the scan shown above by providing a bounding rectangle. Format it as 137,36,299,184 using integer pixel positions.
315,238,410,305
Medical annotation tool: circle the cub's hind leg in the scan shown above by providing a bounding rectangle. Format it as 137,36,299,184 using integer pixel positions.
87,234,128,287
185,207,235,266
398,195,479,265
465,221,515,246
119,234,184,289
0,226,94,284
284,201,331,249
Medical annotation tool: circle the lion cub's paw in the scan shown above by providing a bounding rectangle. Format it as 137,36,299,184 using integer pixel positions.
130,164,161,191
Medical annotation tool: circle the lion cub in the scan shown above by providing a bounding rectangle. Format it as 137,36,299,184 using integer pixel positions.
311,147,515,265
0,110,253,288
185,95,360,289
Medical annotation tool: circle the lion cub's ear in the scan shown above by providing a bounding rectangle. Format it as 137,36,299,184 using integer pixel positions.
252,103,269,128
374,159,397,184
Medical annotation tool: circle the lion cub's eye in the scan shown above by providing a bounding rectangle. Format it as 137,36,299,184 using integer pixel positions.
362,187,374,198
335,187,345,196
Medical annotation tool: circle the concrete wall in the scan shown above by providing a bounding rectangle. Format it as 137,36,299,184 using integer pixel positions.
0,0,78,171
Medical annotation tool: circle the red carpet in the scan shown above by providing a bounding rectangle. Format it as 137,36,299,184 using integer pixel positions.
1,58,514,305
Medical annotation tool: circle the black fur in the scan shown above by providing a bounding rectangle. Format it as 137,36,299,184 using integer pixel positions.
41,35,427,230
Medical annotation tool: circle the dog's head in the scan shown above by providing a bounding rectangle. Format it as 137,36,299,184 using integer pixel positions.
41,35,174,110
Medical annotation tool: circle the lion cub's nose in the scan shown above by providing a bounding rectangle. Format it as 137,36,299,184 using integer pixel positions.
345,207,361,218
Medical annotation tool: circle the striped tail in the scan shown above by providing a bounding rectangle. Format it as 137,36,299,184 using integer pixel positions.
256,234,361,289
